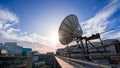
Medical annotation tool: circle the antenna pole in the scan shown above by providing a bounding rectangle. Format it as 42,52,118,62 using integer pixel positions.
100,28,115,34
76,38,82,49
87,40,103,53
67,45,71,58
85,37,88,54
79,36,85,54
99,37,108,54
85,37,91,61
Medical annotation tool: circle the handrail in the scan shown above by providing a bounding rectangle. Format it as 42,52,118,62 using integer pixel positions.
58,56,112,68
71,54,120,56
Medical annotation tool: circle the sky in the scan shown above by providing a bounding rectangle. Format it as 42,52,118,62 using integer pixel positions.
0,0,120,53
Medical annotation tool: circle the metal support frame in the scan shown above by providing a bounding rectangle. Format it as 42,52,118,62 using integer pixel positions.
66,45,71,58
80,38,85,54
87,40,103,53
76,33,109,61
99,37,108,54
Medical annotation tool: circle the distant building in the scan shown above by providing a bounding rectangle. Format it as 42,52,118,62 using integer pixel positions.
103,39,119,54
0,45,7,50
56,48,65,56
32,51,40,55
0,45,8,56
3,42,23,56
47,52,54,55
0,43,3,46
22,48,32,56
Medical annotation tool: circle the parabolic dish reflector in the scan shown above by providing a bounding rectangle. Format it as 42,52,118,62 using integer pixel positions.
59,14,83,45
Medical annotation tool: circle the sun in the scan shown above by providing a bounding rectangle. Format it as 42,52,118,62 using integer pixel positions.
49,32,59,44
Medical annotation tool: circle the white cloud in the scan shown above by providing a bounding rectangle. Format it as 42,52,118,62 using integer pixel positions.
0,9,56,53
7,28,20,33
3,23,12,29
0,9,19,31
0,9,19,24
81,0,120,37
0,22,3,30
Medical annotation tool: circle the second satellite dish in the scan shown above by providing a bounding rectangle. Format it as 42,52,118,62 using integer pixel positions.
59,14,83,45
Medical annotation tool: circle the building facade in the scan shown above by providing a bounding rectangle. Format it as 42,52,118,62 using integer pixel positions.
2,42,23,56
22,48,32,56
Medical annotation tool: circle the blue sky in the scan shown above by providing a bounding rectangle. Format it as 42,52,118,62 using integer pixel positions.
0,0,120,52
0,0,109,35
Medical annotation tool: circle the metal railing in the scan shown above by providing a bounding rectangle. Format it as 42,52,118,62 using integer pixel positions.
57,56,112,68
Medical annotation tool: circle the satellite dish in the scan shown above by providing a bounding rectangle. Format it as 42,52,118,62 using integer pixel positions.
59,14,83,45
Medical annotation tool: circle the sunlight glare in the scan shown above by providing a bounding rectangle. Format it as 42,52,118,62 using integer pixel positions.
49,32,59,44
